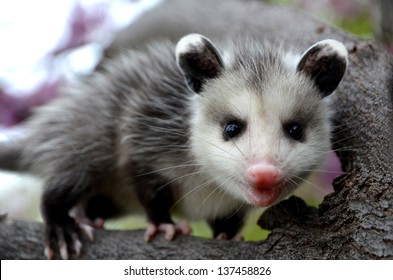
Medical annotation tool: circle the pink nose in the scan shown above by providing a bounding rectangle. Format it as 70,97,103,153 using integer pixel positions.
246,162,280,188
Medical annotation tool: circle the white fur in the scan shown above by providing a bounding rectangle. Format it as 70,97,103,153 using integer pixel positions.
320,39,348,59
221,50,235,68
282,51,301,72
302,39,348,62
175,33,206,57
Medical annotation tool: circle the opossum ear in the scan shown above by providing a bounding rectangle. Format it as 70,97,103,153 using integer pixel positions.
176,34,224,93
297,39,348,97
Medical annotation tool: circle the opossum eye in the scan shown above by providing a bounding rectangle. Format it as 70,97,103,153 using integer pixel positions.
223,120,243,140
284,123,304,142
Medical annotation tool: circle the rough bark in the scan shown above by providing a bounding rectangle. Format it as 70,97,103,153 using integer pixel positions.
1,0,393,259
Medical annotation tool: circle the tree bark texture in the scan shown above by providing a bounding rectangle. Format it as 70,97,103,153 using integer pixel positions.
1,0,393,259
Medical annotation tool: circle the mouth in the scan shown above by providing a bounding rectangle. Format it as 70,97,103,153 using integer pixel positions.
244,184,284,207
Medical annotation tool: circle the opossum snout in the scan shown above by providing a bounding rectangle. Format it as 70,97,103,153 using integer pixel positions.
246,161,281,189
244,161,284,207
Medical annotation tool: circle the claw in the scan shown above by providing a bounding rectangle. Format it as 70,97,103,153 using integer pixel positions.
216,233,228,240
79,223,95,241
144,223,158,242
176,221,193,235
158,224,176,241
216,232,243,241
44,246,55,260
144,221,192,242
74,239,82,256
56,227,69,260
231,233,244,241
93,218,105,229
59,243,69,260
71,230,83,256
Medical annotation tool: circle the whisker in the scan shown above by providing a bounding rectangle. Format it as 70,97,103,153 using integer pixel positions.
230,138,248,160
156,168,223,192
225,200,248,221
200,175,235,207
135,162,205,177
137,121,237,158
169,173,228,212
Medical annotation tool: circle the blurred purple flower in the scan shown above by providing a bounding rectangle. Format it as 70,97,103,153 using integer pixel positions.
0,1,119,128
0,81,60,127
52,2,110,56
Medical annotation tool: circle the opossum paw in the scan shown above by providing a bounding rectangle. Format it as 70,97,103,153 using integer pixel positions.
231,233,244,241
216,233,244,241
75,216,105,229
144,221,192,242
72,206,106,229
44,218,95,260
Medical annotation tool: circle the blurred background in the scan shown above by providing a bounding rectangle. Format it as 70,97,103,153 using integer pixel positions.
0,0,392,240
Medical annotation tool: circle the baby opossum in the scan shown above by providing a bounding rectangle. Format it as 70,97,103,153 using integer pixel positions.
0,34,348,259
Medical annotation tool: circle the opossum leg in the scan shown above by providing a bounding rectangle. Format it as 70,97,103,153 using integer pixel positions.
41,171,94,260
208,209,247,240
144,221,192,242
134,174,187,241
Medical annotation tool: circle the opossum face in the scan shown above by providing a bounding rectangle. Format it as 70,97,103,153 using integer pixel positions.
176,34,348,207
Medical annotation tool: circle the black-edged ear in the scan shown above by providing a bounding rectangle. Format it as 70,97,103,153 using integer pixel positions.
176,34,224,93
297,39,348,97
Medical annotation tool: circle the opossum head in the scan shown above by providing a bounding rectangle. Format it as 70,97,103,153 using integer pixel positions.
176,34,348,207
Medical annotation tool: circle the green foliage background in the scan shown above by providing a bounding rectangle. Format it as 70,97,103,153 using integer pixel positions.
269,0,373,38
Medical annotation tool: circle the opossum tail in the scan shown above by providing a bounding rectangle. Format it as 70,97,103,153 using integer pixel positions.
0,141,26,172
